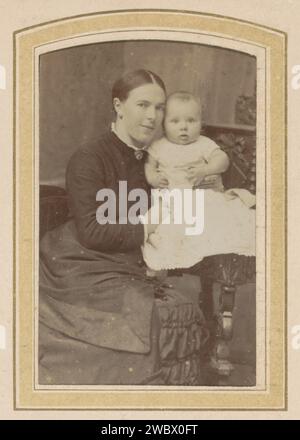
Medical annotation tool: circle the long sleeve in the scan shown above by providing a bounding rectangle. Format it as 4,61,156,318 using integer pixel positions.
66,144,145,252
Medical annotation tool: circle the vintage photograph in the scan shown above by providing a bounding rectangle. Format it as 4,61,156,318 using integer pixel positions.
11,8,287,410
38,40,257,387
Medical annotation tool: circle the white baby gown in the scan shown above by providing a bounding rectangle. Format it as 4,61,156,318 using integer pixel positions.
142,136,256,271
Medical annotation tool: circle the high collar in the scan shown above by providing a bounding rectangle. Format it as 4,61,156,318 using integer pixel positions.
111,123,148,152
107,129,147,162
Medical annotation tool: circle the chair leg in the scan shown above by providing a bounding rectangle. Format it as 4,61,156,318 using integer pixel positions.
210,284,235,378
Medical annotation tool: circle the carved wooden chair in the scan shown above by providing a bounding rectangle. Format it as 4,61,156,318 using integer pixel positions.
198,122,256,382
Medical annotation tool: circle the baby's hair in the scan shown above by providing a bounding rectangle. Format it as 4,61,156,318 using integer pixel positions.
166,91,202,112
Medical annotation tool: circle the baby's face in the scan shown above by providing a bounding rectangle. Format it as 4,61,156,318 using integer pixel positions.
164,99,202,145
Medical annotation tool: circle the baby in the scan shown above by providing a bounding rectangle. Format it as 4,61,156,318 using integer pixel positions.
145,91,229,192
143,91,256,272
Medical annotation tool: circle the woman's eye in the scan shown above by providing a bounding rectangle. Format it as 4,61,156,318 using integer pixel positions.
138,102,147,108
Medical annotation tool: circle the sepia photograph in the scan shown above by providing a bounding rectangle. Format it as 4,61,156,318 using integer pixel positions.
38,39,257,387
12,9,286,410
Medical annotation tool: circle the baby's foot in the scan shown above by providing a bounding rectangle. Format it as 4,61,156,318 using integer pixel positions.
146,268,168,280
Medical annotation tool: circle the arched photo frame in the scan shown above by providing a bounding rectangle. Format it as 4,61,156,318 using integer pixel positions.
14,10,286,410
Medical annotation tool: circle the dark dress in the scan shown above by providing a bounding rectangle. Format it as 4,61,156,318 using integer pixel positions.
39,130,208,385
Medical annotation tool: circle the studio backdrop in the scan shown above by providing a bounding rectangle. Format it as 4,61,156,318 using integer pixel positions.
39,40,256,187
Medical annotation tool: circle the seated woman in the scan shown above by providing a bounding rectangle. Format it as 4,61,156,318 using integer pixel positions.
39,69,209,386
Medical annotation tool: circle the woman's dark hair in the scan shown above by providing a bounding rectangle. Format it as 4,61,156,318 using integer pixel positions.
112,69,166,102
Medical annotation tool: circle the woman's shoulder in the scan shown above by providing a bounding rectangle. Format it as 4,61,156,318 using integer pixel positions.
66,132,115,177
69,132,115,162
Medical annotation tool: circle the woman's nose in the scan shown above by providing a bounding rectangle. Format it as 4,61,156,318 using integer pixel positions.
146,105,156,120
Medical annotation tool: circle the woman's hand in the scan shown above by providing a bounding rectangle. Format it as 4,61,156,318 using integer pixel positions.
145,157,169,189
186,163,208,187
144,222,159,237
142,198,166,237
155,171,169,189
198,174,219,188
145,169,169,189
147,232,162,248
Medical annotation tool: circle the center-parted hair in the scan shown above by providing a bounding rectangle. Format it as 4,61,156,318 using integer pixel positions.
112,69,166,102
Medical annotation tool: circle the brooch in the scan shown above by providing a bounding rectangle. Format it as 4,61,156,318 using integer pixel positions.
134,150,144,160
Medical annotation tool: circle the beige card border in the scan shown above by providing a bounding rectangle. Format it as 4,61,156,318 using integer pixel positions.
13,9,286,410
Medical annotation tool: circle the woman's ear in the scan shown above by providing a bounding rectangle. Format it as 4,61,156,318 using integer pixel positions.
113,97,123,119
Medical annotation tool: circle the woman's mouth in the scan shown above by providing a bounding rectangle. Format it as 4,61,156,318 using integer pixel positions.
141,125,155,131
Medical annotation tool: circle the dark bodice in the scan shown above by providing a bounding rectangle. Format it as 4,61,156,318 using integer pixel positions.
66,131,150,252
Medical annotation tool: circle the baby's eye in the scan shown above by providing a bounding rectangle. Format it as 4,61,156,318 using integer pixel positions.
187,118,195,123
171,119,179,123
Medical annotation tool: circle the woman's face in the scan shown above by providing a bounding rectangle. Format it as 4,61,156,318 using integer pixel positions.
115,83,166,147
